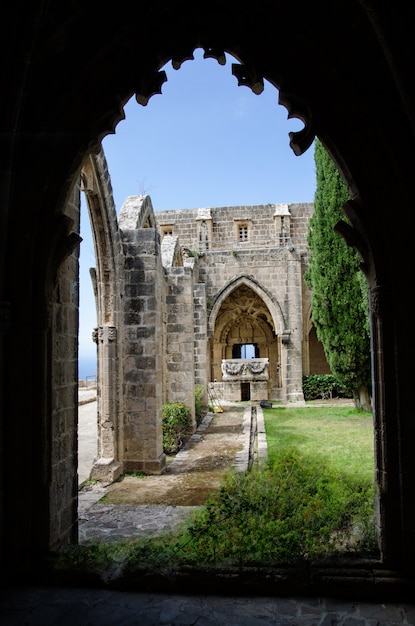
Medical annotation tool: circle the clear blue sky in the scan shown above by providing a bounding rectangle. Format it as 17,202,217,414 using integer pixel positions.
78,50,316,376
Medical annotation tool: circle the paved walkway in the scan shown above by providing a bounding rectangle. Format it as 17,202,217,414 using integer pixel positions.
1,393,414,624
78,397,265,542
78,386,99,485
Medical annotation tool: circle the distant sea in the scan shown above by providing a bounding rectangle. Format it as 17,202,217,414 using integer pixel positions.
78,355,97,382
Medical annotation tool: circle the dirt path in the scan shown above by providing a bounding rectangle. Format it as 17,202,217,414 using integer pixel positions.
101,404,248,507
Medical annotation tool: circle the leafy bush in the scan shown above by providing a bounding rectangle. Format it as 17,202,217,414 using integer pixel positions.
302,374,352,400
162,402,191,454
181,452,376,565
194,385,205,425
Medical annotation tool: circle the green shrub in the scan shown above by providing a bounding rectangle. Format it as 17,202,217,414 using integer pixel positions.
180,451,376,565
162,402,191,454
194,385,205,425
302,374,352,400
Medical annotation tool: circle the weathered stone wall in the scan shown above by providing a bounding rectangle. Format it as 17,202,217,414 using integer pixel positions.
157,208,201,251
156,202,317,405
288,204,315,252
50,183,81,548
120,226,166,474
193,281,209,389
164,264,196,428
85,193,326,479
157,203,313,251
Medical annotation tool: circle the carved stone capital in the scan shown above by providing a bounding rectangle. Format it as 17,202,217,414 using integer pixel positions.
106,326,117,342
94,325,117,343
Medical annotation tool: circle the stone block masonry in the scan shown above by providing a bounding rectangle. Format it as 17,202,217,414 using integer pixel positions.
90,194,326,479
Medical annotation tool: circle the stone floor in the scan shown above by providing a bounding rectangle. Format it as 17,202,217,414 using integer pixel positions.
1,585,415,625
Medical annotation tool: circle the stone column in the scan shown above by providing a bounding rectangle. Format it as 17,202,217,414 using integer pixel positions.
121,227,166,475
193,283,208,391
90,324,122,482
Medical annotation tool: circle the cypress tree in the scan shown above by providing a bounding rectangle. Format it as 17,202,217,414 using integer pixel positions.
305,139,371,409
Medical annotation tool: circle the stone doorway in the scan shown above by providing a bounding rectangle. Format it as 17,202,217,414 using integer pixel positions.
241,382,251,401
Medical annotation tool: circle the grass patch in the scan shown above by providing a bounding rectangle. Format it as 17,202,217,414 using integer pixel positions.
263,405,374,482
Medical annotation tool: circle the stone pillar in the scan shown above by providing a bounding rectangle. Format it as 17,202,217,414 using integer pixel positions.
193,283,208,392
165,266,196,429
121,227,166,475
90,324,122,482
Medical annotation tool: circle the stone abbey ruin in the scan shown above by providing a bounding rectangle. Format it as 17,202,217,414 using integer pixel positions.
4,0,415,599
83,156,330,481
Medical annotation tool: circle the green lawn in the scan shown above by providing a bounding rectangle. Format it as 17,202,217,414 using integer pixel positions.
262,404,374,483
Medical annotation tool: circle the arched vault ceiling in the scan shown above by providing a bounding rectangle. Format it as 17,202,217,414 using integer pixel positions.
215,285,275,335
218,312,274,345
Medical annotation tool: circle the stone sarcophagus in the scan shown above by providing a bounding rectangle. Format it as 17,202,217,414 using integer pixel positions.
221,358,269,381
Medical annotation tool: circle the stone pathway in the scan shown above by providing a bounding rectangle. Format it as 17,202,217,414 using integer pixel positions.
78,403,265,543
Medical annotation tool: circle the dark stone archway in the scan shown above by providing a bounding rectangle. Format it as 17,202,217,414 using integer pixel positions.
3,0,415,593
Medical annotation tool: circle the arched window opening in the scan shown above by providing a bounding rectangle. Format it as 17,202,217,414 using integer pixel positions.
76,48,377,569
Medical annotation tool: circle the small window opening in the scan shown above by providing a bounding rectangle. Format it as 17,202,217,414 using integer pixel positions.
232,343,259,358
239,225,249,241
162,226,174,238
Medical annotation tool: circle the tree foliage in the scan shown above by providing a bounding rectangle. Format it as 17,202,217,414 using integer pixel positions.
305,140,371,405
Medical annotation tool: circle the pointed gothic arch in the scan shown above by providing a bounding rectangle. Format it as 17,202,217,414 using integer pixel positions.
208,275,299,402
80,150,124,482
208,275,287,339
